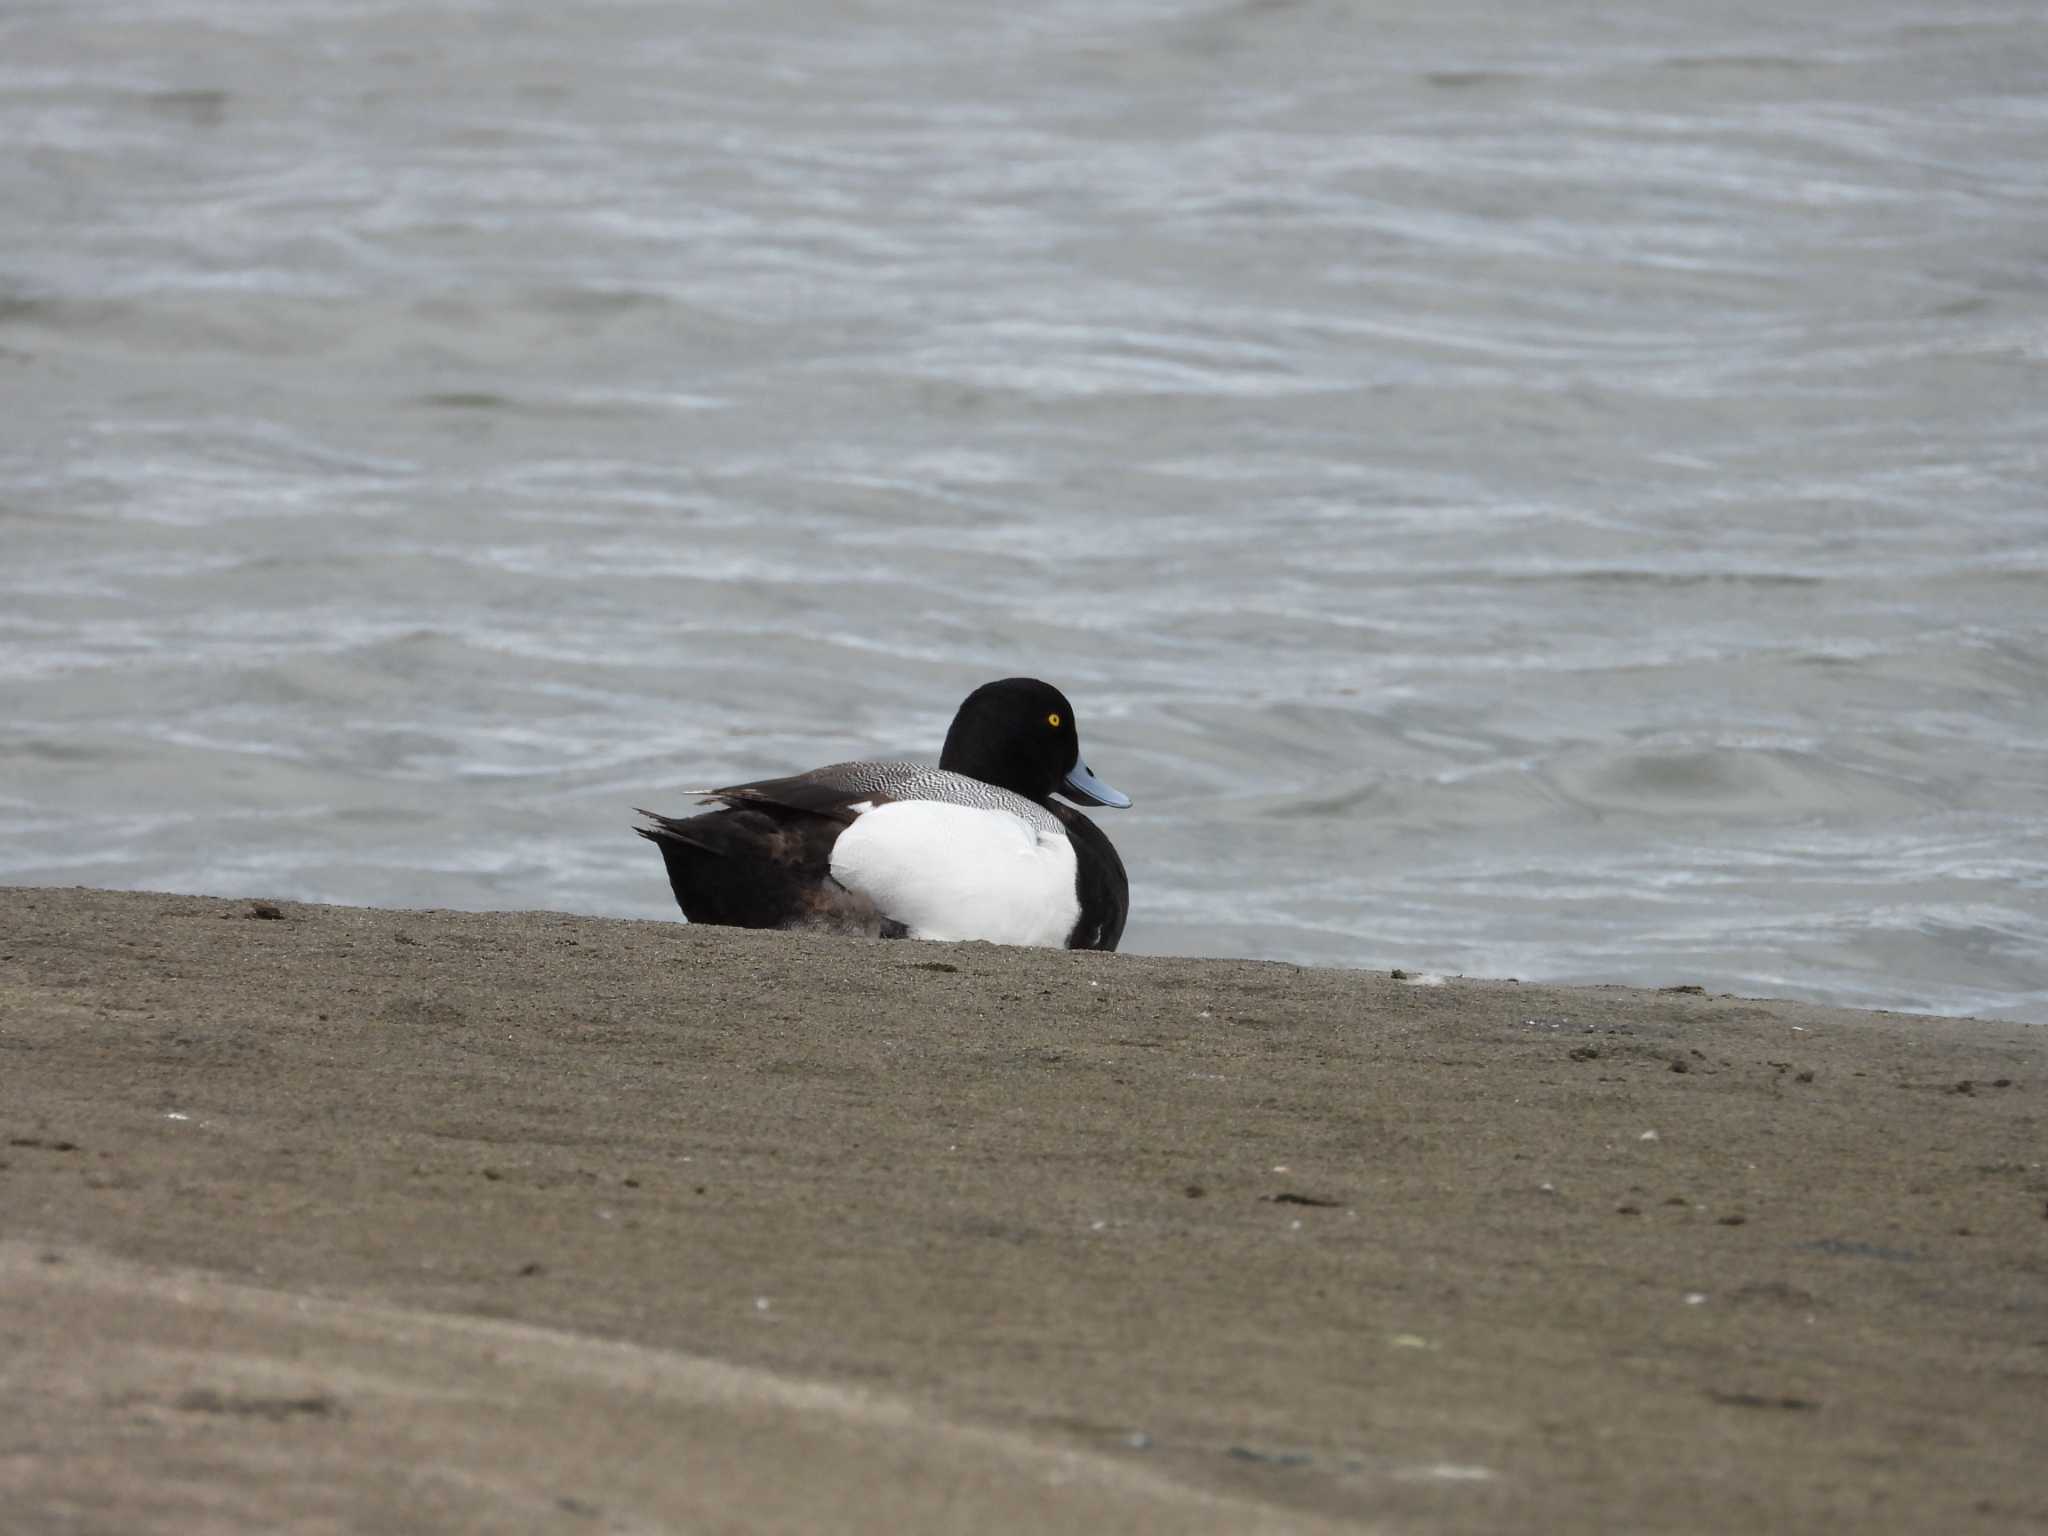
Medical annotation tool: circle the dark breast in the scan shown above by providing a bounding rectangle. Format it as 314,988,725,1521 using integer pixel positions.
1054,804,1127,952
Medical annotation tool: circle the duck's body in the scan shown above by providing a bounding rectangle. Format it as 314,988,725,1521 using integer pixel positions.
637,680,1130,950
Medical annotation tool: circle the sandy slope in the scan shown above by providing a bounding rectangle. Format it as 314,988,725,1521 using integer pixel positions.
2,887,2042,1532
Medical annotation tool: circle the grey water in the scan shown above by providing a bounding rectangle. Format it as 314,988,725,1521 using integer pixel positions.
3,0,2045,1021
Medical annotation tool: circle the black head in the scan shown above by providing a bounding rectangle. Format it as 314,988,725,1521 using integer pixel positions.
939,678,1131,809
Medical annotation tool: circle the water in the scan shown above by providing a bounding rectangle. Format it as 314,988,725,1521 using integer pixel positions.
3,0,2045,1020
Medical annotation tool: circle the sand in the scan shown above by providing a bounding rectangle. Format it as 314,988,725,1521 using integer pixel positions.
2,885,2042,1533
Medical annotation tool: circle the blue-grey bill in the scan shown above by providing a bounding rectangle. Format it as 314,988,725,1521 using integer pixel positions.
1060,761,1131,809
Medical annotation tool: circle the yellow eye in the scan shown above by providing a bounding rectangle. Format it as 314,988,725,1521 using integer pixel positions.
1047,712,1061,727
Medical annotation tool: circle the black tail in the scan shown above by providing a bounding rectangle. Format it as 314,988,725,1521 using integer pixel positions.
635,805,826,929
634,808,723,856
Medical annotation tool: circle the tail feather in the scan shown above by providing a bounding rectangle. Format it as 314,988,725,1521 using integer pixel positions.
635,802,824,929
636,800,900,938
634,808,725,856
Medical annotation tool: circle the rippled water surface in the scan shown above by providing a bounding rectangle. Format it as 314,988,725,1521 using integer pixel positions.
4,1,2045,1019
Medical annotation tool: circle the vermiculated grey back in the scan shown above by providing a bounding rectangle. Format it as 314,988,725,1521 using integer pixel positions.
719,762,1063,835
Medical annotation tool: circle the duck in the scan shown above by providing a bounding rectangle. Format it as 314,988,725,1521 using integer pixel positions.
636,678,1130,950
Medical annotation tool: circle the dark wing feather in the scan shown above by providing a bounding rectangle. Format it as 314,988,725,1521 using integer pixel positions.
699,772,877,826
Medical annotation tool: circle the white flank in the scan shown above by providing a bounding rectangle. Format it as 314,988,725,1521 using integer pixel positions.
829,801,1079,948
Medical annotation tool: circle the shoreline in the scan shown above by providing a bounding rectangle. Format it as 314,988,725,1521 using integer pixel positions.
3,886,2043,1531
